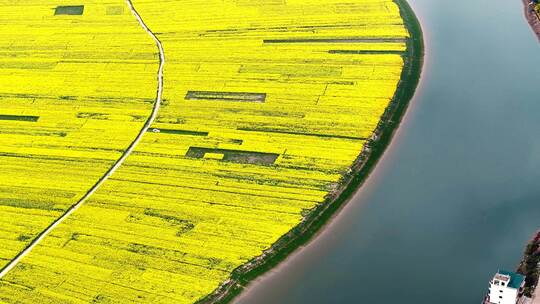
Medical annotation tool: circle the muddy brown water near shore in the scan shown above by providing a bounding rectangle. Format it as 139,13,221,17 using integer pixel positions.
234,0,540,303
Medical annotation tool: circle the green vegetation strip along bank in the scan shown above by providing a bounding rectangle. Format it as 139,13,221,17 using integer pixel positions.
518,230,540,297
197,0,424,303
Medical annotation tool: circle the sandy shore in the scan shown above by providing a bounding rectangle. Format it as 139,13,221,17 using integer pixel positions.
523,0,540,41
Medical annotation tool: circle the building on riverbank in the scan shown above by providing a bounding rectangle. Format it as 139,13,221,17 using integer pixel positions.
485,270,526,304
486,230,540,304
517,230,540,303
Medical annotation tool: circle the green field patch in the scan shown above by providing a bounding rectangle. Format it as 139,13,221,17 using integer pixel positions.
106,5,123,15
149,128,208,136
127,243,155,256
91,294,108,304
77,112,109,120
0,115,39,122
0,152,107,163
0,130,66,137
328,50,405,55
131,115,147,122
0,62,57,70
143,208,195,236
0,186,77,199
186,147,279,165
0,198,56,211
238,127,366,140
54,5,84,15
239,64,341,77
16,234,33,242
155,116,186,124
263,37,407,44
144,208,194,226
59,95,76,100
185,91,266,103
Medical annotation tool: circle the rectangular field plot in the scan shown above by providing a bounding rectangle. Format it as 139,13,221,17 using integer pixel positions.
328,50,405,55
263,38,407,44
185,91,266,103
150,128,209,136
0,115,39,122
186,147,279,165
106,5,123,15
54,5,84,15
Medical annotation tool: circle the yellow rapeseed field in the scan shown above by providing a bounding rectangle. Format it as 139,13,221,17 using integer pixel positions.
0,0,410,303
0,0,157,270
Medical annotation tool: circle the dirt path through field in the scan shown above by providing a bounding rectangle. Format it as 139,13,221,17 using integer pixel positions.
0,0,165,279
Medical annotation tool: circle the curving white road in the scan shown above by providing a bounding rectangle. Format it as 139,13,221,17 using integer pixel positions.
0,0,165,279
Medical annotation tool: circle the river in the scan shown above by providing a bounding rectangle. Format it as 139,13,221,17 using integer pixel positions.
234,0,540,303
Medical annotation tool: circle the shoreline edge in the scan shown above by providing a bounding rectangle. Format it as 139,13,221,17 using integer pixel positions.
198,1,425,303
523,0,540,41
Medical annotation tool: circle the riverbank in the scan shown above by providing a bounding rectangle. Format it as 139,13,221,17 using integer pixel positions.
518,230,540,298
197,1,424,303
533,284,540,304
523,0,540,40
483,231,540,304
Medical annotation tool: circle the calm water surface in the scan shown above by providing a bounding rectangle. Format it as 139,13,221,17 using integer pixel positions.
235,0,540,303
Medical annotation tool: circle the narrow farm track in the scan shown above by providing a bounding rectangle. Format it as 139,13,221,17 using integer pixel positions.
0,0,165,280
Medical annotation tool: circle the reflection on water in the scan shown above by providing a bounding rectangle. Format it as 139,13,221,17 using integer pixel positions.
235,0,540,303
